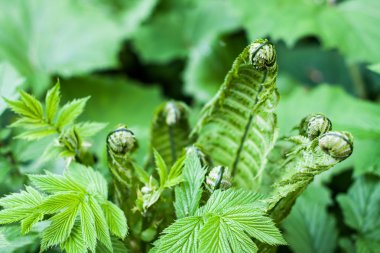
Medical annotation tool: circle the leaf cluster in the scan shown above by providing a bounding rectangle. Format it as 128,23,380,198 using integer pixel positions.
0,163,127,253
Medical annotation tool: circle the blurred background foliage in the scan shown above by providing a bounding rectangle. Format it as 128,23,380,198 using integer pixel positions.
0,0,380,252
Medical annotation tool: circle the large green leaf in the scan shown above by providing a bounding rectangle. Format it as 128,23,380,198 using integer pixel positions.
0,0,124,94
232,0,380,63
283,184,338,253
132,0,240,63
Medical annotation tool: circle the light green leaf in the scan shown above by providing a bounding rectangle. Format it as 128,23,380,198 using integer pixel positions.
0,0,124,94
0,225,39,252
40,204,79,250
154,149,168,187
18,90,44,119
75,122,108,137
198,216,231,253
38,192,80,214
56,96,90,130
29,172,85,193
102,201,128,239
61,222,87,253
153,216,202,253
45,81,61,123
80,201,97,252
15,127,58,140
174,148,206,218
89,196,112,252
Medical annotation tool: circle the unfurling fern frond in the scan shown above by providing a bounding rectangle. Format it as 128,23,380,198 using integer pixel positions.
193,39,279,190
149,101,191,167
4,81,106,165
0,163,127,253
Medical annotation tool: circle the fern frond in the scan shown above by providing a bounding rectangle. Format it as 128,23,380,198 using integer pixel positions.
193,39,279,190
0,163,127,253
149,101,192,167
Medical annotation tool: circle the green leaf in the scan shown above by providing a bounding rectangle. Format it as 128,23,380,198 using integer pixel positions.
15,127,58,140
61,222,87,253
75,122,108,137
174,148,206,218
56,96,90,130
283,185,338,253
165,155,186,188
29,172,85,194
153,216,203,253
194,40,279,190
337,175,380,236
198,216,231,253
233,0,380,63
89,196,112,252
154,149,168,187
102,201,128,239
79,201,97,252
45,81,61,123
40,204,79,250
0,0,124,94
19,90,44,119
0,61,25,115
132,0,239,63
0,225,39,253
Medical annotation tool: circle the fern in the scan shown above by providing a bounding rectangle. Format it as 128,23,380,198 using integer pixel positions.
0,163,127,253
153,152,286,253
4,81,106,164
193,38,279,190
149,101,191,167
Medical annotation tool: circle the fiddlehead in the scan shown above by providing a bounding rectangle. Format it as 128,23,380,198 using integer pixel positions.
193,38,279,190
148,101,192,167
107,126,137,206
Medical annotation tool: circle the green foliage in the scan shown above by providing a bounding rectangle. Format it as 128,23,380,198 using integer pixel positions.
5,81,106,162
0,163,127,253
174,147,206,218
154,188,286,252
232,0,380,64
337,175,380,252
283,185,338,253
0,61,24,115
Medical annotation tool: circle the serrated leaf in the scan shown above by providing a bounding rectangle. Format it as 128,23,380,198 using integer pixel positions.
38,192,81,214
0,225,39,252
45,82,61,123
89,196,112,252
29,172,85,194
283,185,338,253
41,204,79,250
174,149,206,218
153,216,202,253
19,90,44,119
337,176,380,235
80,201,97,252
56,97,90,130
61,222,87,253
154,149,168,187
15,127,57,140
21,213,44,234
102,201,128,239
198,216,231,253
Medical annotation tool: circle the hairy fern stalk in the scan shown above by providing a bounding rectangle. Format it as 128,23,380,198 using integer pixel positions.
0,39,353,253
